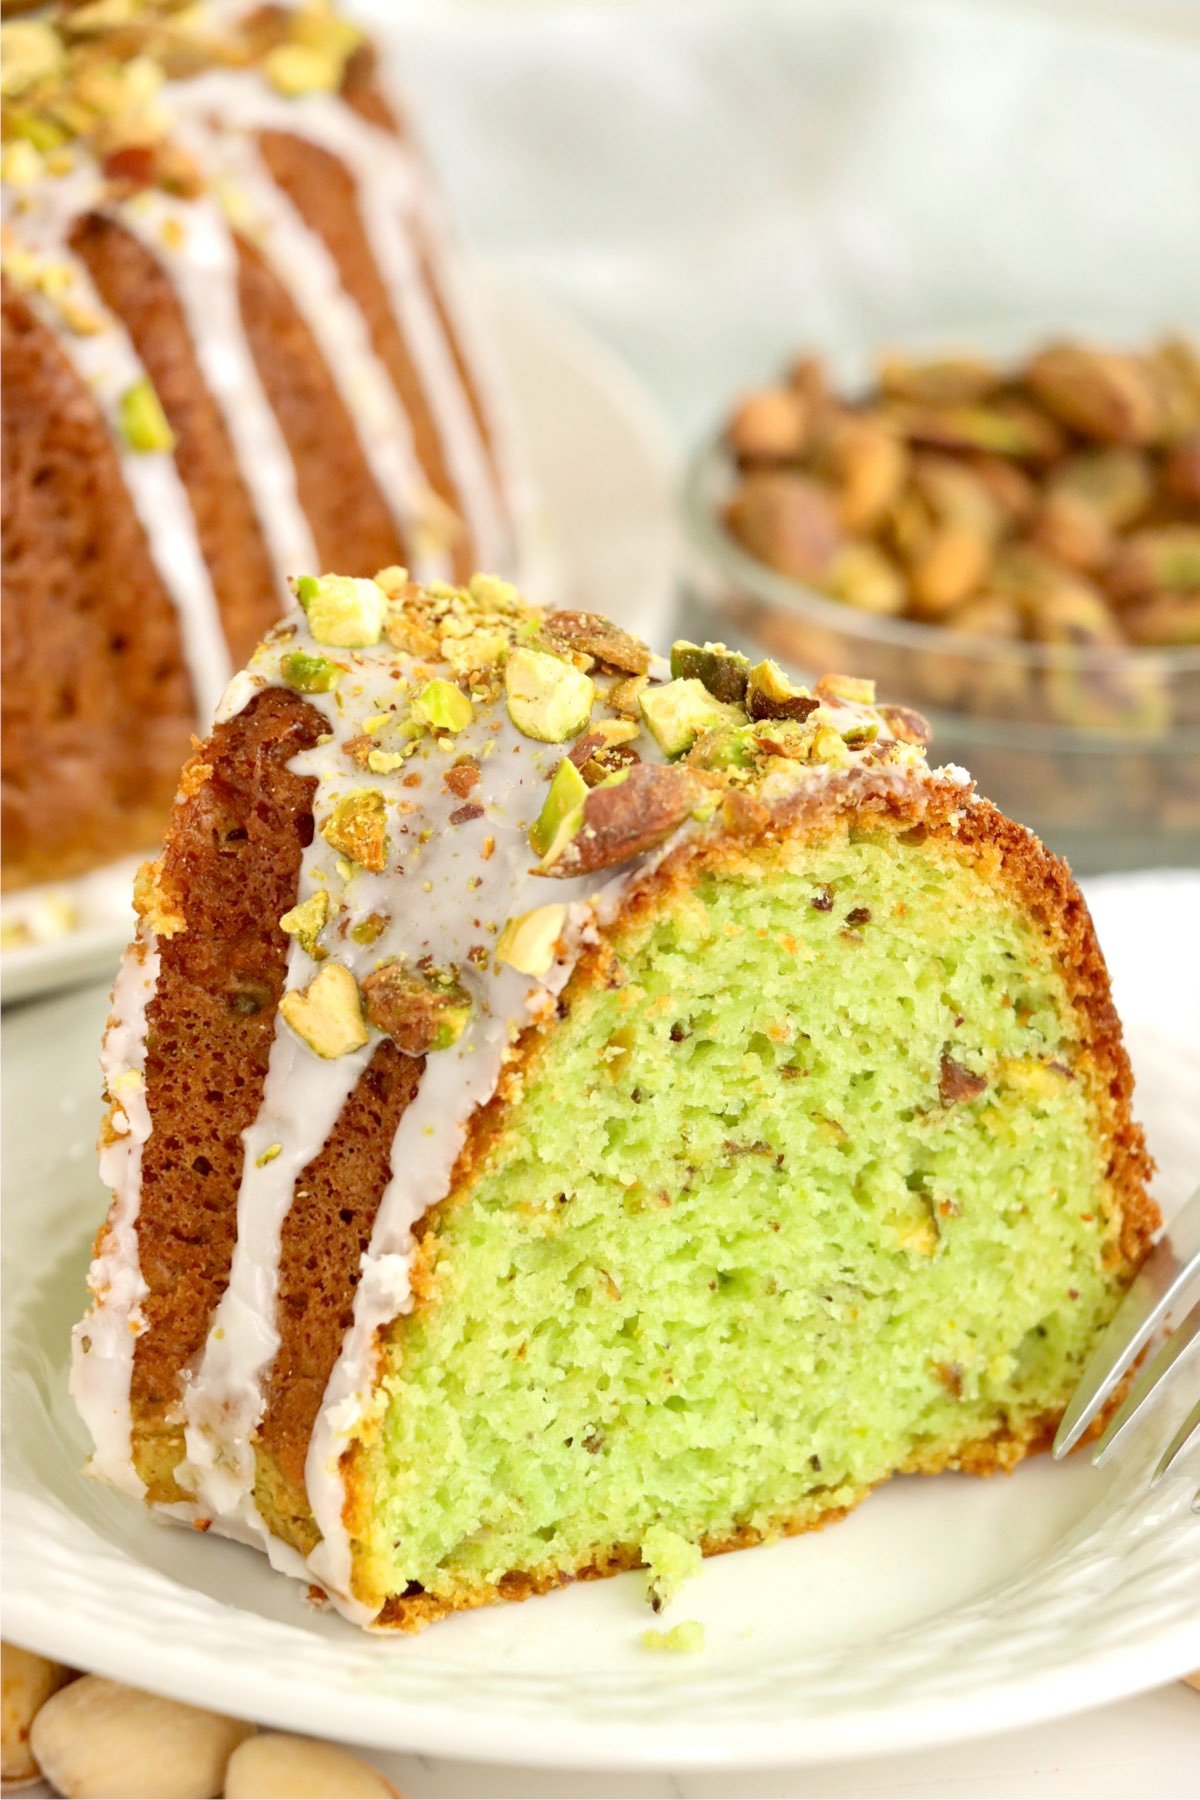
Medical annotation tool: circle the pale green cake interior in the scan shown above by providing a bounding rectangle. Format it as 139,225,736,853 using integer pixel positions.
357,828,1118,1604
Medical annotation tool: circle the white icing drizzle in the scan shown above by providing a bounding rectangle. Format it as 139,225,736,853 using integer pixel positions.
69,936,160,1498
1,175,232,721
116,166,320,590
167,68,507,571
3,36,516,731
191,118,452,584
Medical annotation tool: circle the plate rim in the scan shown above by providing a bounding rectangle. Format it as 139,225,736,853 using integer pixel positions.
3,1573,1198,1770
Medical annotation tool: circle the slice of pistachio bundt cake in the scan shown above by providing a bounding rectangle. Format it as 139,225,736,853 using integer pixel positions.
72,569,1156,1629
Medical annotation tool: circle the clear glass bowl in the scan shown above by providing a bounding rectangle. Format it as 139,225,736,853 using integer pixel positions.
683,440,1200,874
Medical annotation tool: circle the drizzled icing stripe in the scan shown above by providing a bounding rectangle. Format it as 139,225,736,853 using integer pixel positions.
200,125,454,585
4,51,516,739
1,213,232,723
69,936,160,1499
118,164,320,591
163,69,507,574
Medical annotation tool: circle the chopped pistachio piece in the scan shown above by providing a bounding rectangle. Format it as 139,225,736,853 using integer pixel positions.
642,1524,703,1612
639,679,744,759
687,723,758,771
278,889,330,956
361,962,472,1055
530,758,589,859
746,660,819,722
669,640,752,704
1,21,64,99
495,903,567,976
815,673,878,706
413,677,474,733
468,572,522,612
118,378,175,453
280,650,340,694
263,41,341,96
320,789,388,873
279,963,369,1059
641,1621,705,1654
504,647,595,742
301,574,387,648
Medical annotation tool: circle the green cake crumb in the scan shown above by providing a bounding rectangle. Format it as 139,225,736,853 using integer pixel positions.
641,1524,703,1612
641,1620,706,1654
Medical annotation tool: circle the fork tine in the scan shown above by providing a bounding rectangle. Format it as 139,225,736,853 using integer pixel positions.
1092,1294,1200,1467
1151,1395,1200,1488
1053,1182,1200,1458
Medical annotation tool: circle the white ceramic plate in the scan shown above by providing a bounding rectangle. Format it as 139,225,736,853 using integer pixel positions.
3,878,1199,1770
0,280,677,1011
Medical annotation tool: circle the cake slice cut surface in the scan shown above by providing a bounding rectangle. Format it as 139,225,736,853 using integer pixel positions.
71,571,1156,1629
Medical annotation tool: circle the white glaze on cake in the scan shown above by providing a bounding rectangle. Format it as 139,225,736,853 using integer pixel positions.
69,935,160,1499
2,6,515,734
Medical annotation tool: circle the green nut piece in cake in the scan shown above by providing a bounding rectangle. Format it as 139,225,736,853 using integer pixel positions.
530,758,588,861
504,647,595,743
412,678,474,734
641,1524,702,1612
669,640,752,704
118,378,175,453
301,574,387,648
639,679,744,759
495,903,567,976
279,962,369,1059
320,790,389,873
641,1621,706,1654
278,888,330,956
280,650,341,694
745,660,819,723
361,962,472,1056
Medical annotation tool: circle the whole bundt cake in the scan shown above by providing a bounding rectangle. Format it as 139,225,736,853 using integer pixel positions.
1,1,518,890
72,568,1156,1630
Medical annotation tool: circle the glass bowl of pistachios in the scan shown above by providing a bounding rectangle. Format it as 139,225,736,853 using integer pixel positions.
683,333,1200,872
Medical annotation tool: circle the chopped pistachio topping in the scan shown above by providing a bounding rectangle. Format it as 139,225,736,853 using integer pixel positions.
505,647,595,742
280,650,341,694
642,1524,703,1611
745,659,818,722
320,789,389,873
264,41,340,96
495,904,567,977
413,678,474,733
816,673,878,706
361,962,472,1055
670,640,752,704
256,1143,282,1168
530,757,588,861
1,22,64,100
301,574,387,648
641,1621,705,1654
639,678,743,759
279,962,369,1059
118,377,174,453
278,889,330,956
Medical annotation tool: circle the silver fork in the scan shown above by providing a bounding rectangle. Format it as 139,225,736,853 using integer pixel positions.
1054,1180,1200,1503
